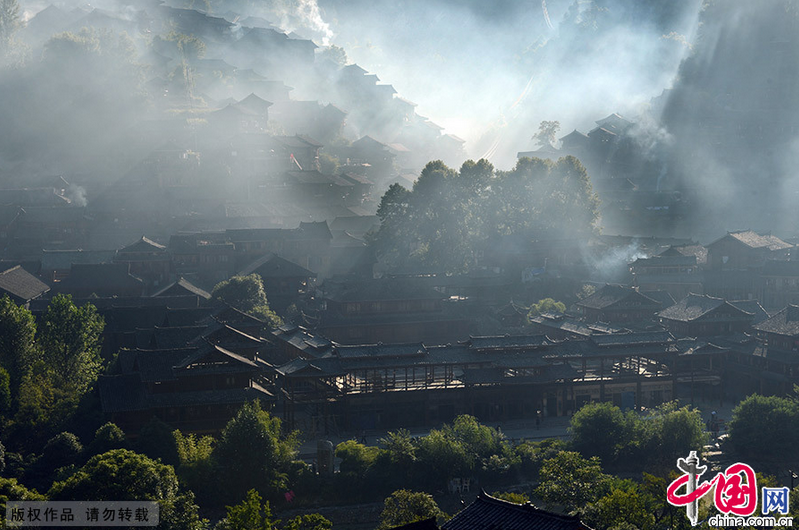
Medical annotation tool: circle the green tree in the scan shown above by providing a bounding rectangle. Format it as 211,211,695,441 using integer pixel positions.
213,402,298,503
137,417,181,467
14,360,77,443
217,489,272,530
643,403,707,468
38,294,104,396
212,275,283,328
335,439,379,478
0,295,38,405
174,430,216,506
376,490,445,530
0,477,45,520
569,402,634,466
586,486,655,530
0,366,11,418
415,429,472,488
86,422,127,458
728,394,799,460
535,451,611,513
527,298,567,319
491,491,530,504
49,449,205,530
281,514,332,530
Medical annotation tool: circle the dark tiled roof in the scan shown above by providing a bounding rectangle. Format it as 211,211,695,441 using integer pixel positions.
336,343,426,359
658,294,753,322
322,277,441,302
640,290,676,309
590,331,674,347
0,265,50,301
754,305,799,337
57,263,144,292
118,236,166,253
728,300,769,325
709,230,792,251
577,284,659,310
442,491,593,530
41,249,116,271
467,335,551,350
632,255,696,267
238,254,316,279
152,278,211,300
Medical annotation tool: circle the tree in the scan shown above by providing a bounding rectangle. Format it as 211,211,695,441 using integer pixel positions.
212,275,283,328
376,490,445,530
282,514,332,530
644,403,707,468
728,394,799,459
217,489,272,530
0,366,11,418
0,295,38,405
527,298,566,319
532,120,561,147
213,401,298,503
137,417,181,467
0,0,21,58
86,422,127,458
569,402,633,466
49,449,205,530
14,360,77,443
38,294,104,397
174,430,216,506
335,439,379,479
535,451,611,513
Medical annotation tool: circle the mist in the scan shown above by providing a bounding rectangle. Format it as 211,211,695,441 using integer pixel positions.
320,0,702,167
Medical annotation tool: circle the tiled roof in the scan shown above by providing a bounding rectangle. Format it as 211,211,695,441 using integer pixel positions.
728,300,769,325
152,278,212,300
239,254,316,279
0,265,50,301
657,294,752,322
590,331,673,347
118,236,166,254
577,284,659,310
711,230,792,251
57,263,144,291
442,491,593,530
467,335,550,350
41,249,116,271
753,305,799,337
336,343,426,359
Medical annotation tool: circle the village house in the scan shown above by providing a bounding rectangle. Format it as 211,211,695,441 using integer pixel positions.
275,330,678,433
114,236,171,290
576,284,663,324
0,265,50,305
309,276,472,345
657,293,758,337
759,260,799,310
236,253,316,313
442,491,593,530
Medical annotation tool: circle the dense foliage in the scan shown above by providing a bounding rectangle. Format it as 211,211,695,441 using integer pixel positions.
569,401,707,470
212,274,283,328
369,157,599,273
728,393,799,460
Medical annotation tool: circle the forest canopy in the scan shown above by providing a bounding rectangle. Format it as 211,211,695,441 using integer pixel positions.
369,156,599,273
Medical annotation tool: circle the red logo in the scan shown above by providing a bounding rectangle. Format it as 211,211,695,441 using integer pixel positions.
667,452,758,525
